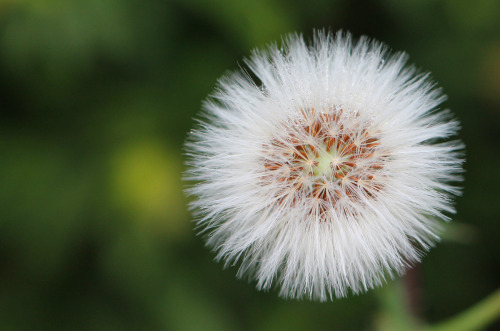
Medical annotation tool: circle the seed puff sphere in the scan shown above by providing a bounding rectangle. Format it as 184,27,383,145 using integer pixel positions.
185,31,464,301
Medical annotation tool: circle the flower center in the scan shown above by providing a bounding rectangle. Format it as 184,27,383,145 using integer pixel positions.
313,148,334,177
261,106,385,217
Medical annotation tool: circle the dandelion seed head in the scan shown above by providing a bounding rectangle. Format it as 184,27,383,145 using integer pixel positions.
184,31,464,301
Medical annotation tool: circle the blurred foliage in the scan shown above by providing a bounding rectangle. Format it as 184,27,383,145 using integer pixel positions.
0,0,499,330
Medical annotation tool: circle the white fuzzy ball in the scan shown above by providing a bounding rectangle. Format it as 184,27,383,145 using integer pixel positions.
184,31,464,301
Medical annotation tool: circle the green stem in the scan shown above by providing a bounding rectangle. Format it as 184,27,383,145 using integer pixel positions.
375,279,421,331
425,288,500,331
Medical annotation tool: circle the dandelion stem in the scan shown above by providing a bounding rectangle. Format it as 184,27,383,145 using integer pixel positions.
424,287,500,331
405,265,422,318
375,279,421,331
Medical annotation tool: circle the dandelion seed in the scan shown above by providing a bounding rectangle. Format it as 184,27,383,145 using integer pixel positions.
184,31,464,301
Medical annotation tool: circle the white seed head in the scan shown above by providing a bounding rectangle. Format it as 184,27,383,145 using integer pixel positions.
184,31,464,301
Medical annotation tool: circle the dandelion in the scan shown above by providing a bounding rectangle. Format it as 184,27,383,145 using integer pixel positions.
184,31,464,301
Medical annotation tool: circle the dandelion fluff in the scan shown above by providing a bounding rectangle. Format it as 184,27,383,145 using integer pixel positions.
184,31,464,301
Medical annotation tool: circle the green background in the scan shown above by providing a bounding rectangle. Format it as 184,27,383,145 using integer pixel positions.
1,0,499,330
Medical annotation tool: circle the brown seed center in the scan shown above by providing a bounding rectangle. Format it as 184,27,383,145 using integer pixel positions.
261,106,385,217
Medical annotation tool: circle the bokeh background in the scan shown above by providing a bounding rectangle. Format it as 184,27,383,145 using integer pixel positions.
1,0,499,330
